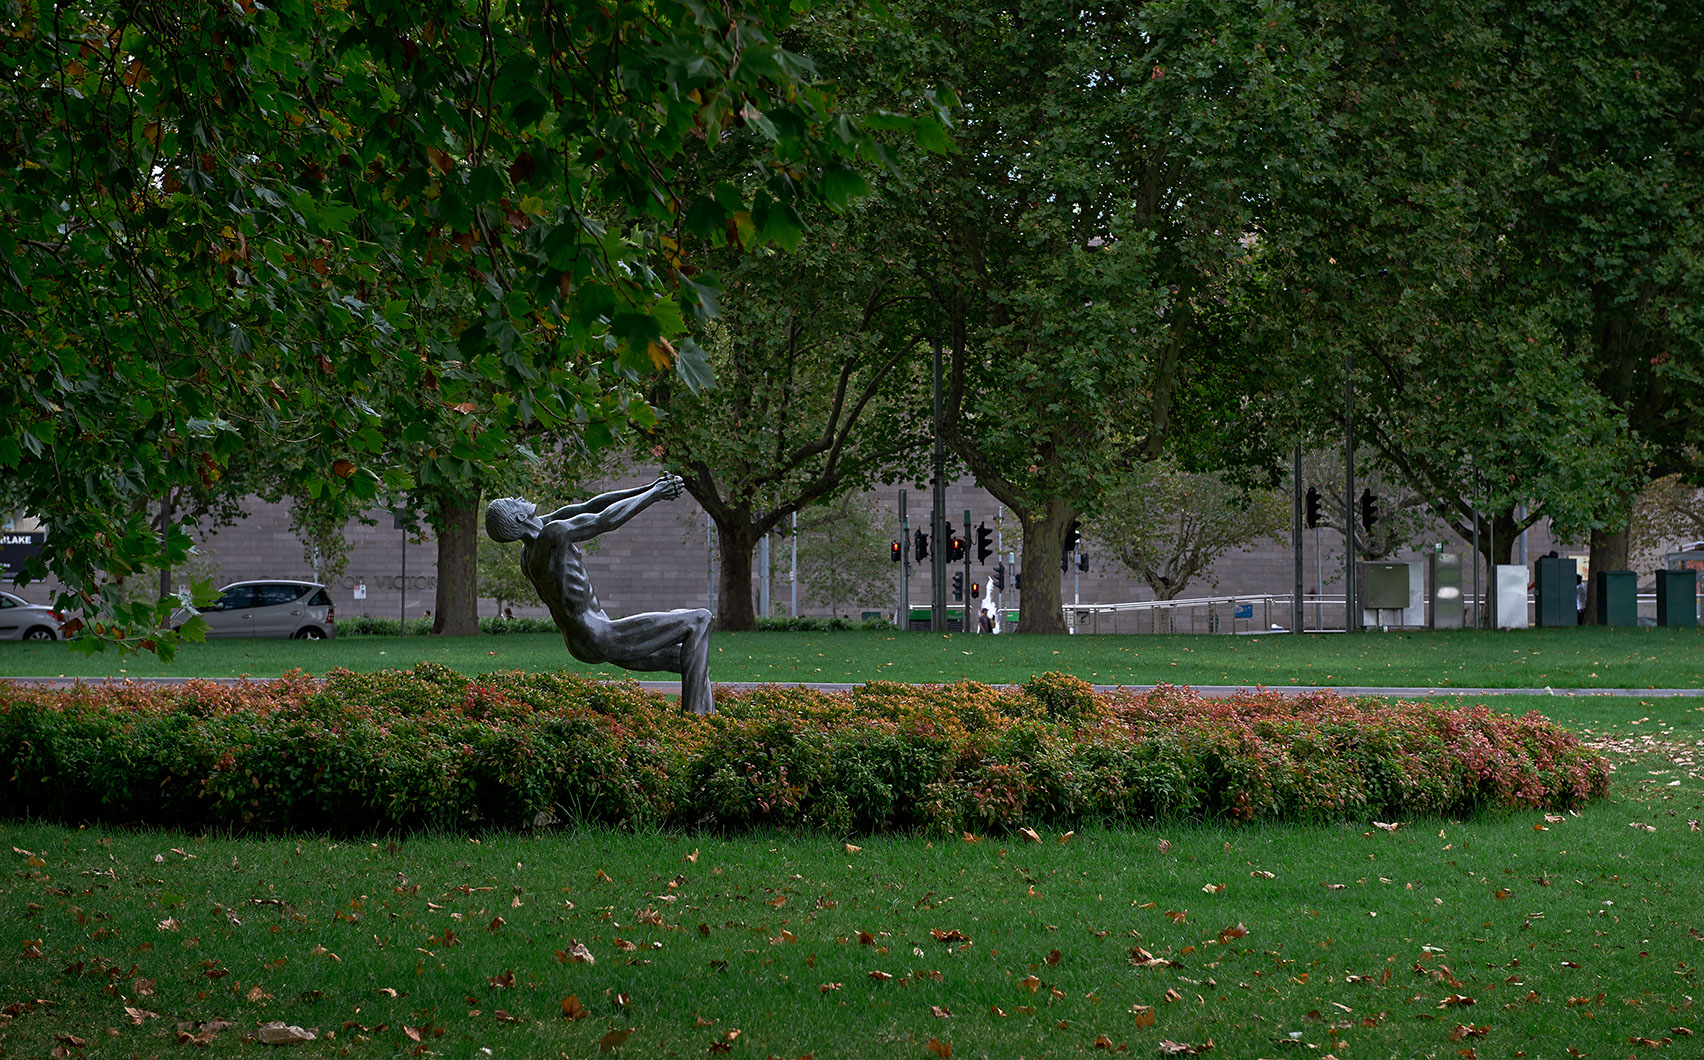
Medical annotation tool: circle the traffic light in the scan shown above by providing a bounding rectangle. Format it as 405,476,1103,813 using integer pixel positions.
1305,486,1321,529
992,563,1006,592
914,529,929,563
952,572,964,601
970,581,981,598
1359,489,1378,533
1077,553,1088,572
890,541,901,563
1067,520,1082,552
947,522,965,562
976,522,994,563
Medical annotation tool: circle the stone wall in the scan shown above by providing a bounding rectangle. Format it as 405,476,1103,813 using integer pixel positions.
10,465,1605,628
129,469,1576,628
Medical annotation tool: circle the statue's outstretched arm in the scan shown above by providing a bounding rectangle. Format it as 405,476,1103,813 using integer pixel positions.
540,482,653,523
558,476,683,538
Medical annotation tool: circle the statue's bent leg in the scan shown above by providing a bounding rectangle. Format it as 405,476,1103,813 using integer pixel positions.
601,609,715,715
675,608,713,715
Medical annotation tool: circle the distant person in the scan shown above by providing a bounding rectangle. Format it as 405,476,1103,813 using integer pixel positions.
1576,574,1586,625
503,607,515,621
485,475,714,715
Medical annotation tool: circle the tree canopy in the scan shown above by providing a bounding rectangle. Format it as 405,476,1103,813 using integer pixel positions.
1,0,948,652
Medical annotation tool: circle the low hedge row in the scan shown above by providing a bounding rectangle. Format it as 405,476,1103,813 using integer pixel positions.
753,616,893,632
336,616,560,637
0,667,1610,835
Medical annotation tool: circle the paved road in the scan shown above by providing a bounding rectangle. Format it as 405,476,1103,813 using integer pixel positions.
2,676,1698,697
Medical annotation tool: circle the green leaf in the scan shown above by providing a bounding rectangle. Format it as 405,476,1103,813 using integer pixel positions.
820,165,870,208
673,336,716,393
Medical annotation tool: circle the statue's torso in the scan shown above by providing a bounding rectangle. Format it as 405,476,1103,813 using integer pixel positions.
524,523,602,625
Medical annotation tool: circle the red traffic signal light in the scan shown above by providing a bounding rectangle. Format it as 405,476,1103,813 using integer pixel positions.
890,541,901,563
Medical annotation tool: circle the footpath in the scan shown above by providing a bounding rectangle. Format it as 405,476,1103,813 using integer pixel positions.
2,676,1700,697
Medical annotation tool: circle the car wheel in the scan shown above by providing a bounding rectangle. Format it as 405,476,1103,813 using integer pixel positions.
23,626,57,641
295,627,327,640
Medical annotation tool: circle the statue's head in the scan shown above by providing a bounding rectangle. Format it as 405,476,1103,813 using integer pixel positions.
485,497,537,542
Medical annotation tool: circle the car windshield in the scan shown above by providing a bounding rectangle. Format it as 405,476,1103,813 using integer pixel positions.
210,587,257,611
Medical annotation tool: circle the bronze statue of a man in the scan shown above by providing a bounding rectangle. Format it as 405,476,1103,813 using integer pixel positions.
485,475,714,714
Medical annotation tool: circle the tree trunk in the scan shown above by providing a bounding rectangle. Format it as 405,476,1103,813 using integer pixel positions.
1583,522,1630,627
715,522,760,632
1015,499,1074,635
431,496,482,636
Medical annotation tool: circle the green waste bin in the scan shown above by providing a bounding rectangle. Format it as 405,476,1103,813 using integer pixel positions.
1534,555,1576,627
1656,569,1699,628
1594,570,1637,627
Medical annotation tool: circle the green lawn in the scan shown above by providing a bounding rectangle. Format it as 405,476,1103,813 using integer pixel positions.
2,626,1701,689
3,689,1699,1059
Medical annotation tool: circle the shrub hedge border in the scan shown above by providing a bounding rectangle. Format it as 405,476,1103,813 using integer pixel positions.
0,666,1610,836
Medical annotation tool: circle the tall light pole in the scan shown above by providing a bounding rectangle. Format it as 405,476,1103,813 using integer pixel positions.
1344,348,1357,631
931,325,947,631
1340,267,1386,633
1292,444,1304,633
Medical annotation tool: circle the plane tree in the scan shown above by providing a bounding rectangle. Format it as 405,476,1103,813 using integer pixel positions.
1262,0,1695,611
896,0,1325,632
649,194,934,631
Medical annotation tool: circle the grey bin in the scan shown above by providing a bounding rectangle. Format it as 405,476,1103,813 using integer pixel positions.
1594,570,1638,627
1655,569,1699,628
1429,552,1463,629
1534,555,1577,627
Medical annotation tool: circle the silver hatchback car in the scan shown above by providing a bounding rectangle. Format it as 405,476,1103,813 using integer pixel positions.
182,581,337,639
0,591,65,641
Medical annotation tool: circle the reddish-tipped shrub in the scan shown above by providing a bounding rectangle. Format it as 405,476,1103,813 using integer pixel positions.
0,670,1609,835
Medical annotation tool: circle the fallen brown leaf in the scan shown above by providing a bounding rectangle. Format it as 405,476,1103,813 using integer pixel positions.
599,1027,634,1052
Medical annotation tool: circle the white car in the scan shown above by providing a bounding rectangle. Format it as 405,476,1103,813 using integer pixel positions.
177,581,337,640
0,591,66,641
